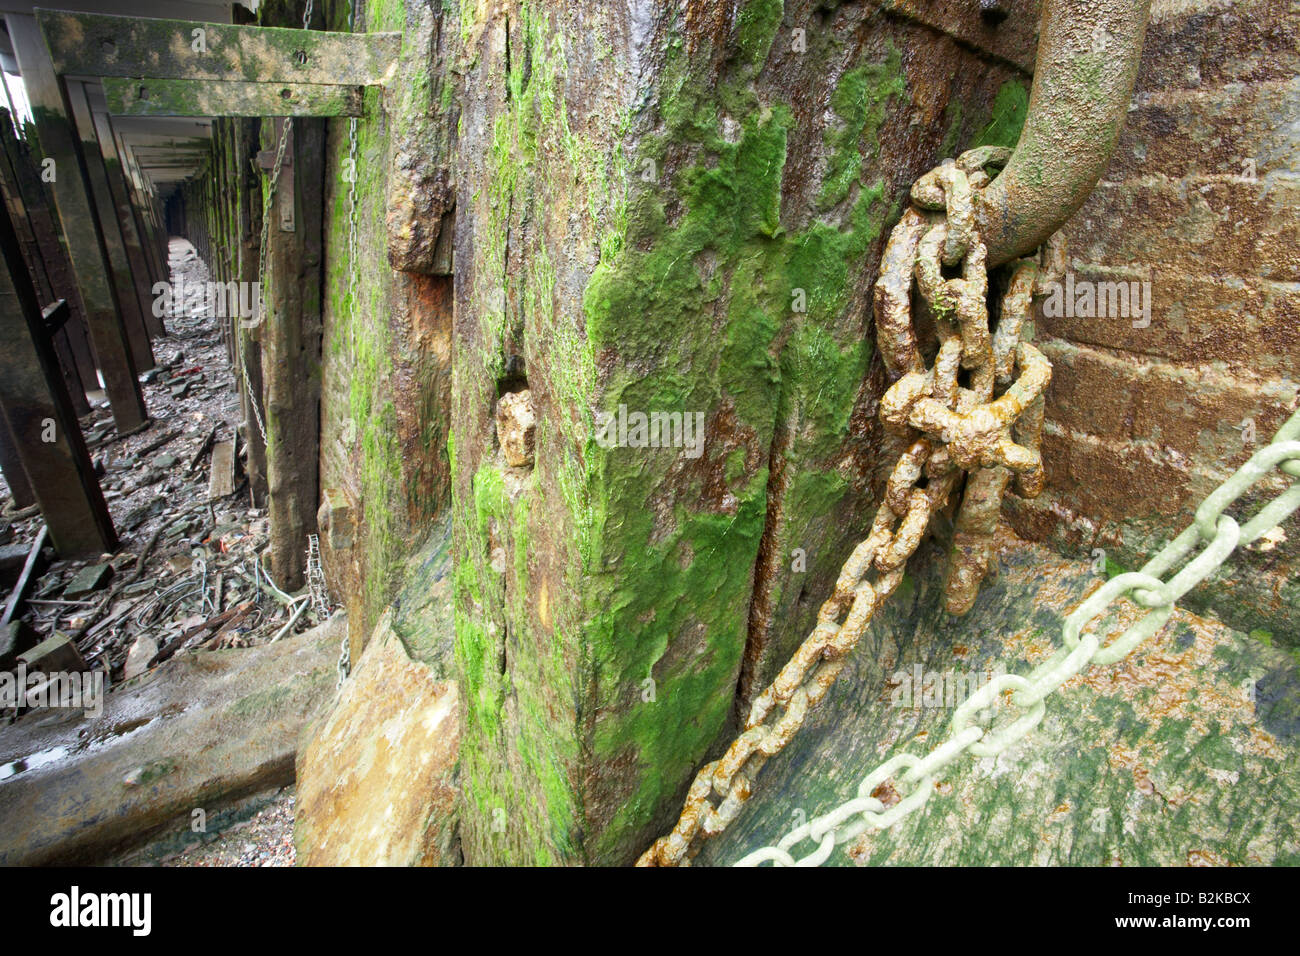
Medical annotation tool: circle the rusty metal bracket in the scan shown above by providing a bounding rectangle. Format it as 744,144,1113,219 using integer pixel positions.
978,0,1152,266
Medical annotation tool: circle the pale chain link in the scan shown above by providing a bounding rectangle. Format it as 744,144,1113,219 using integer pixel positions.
240,0,315,446
305,531,349,687
337,632,351,688
244,106,292,449
736,407,1300,866
638,147,1051,866
305,533,332,620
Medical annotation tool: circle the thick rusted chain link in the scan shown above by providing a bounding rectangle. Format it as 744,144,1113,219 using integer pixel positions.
637,148,1056,866
737,406,1300,866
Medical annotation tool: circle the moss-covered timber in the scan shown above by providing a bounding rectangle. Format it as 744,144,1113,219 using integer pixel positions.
451,0,1038,864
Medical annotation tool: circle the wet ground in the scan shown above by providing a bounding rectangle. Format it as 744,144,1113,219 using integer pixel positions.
160,789,296,867
0,239,337,867
1,237,334,717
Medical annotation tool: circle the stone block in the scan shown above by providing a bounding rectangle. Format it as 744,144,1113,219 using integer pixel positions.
295,610,460,865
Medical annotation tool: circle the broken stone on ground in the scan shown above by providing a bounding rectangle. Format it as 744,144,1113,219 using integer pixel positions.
0,242,341,854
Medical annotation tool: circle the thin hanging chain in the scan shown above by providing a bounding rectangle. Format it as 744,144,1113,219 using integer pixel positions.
305,533,332,620
346,0,361,323
737,405,1300,866
243,110,291,450
638,147,1054,867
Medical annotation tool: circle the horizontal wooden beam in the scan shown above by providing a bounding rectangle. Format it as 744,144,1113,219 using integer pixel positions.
103,77,364,117
36,10,400,86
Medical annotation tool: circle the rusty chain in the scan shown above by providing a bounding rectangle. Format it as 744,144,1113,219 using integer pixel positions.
637,147,1057,866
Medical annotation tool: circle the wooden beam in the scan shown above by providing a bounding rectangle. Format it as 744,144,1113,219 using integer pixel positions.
0,112,95,405
103,77,365,117
113,122,167,292
37,11,400,86
263,117,322,591
0,122,99,396
88,105,164,338
235,118,265,506
65,80,155,372
1,526,48,627
0,190,116,558
6,13,147,434
0,410,35,509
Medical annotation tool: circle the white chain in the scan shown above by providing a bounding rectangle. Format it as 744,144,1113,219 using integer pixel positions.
305,533,332,619
736,408,1300,866
347,118,359,317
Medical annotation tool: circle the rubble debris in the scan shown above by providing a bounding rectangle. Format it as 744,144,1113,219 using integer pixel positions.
1,526,47,626
186,425,217,472
159,789,297,867
208,440,235,499
0,239,336,731
122,635,157,680
0,620,38,669
17,632,86,673
63,563,113,598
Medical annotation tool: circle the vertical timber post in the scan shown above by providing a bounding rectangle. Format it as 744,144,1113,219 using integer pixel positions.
238,119,267,505
63,80,155,374
5,13,147,434
0,412,36,508
0,199,115,557
263,117,323,590
88,104,163,339
113,124,166,290
0,121,89,417
0,111,99,397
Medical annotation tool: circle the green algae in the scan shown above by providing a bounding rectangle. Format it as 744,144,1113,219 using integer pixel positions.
819,47,906,209
453,0,913,863
973,80,1029,150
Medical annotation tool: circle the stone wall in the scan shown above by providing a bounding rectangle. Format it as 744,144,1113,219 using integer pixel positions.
1006,0,1300,643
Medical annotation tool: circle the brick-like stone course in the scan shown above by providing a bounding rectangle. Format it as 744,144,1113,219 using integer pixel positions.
1015,0,1300,640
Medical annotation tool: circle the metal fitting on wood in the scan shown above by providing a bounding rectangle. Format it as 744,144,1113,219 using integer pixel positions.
978,0,1152,266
